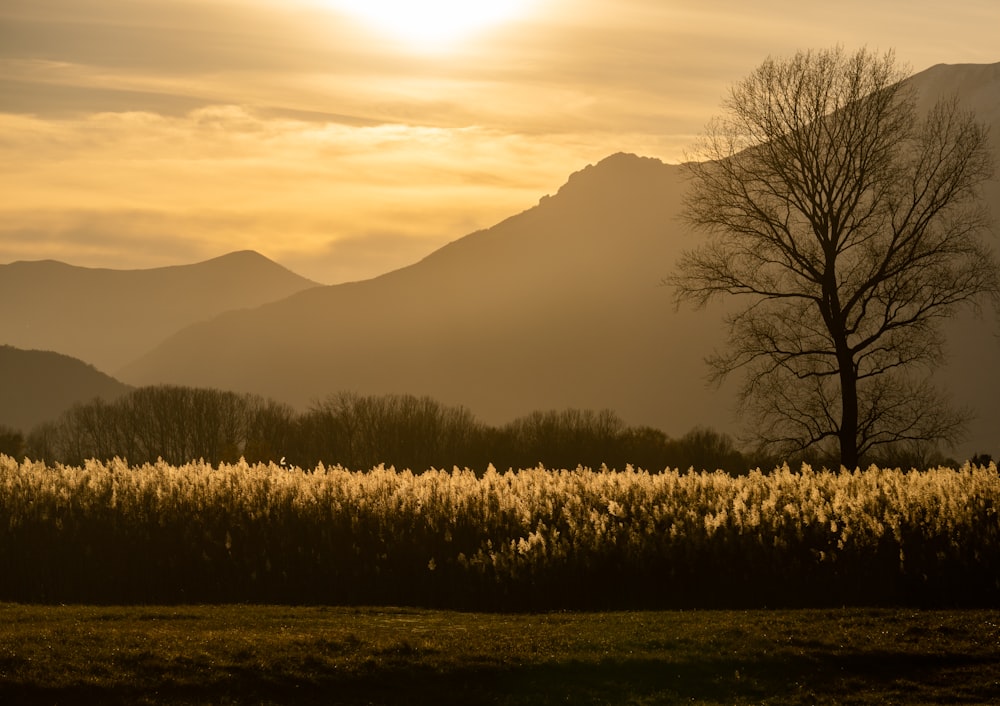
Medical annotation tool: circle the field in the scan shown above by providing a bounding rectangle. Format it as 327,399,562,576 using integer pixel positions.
2,456,998,702
2,456,998,608
2,604,999,705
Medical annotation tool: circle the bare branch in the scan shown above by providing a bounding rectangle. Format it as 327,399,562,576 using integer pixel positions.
671,47,998,467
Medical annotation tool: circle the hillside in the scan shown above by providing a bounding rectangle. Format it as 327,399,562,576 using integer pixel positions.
118,63,1000,459
0,345,131,432
119,154,734,432
0,250,320,374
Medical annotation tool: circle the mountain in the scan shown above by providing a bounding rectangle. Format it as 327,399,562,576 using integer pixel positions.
0,250,320,374
118,63,1000,460
121,154,733,431
0,345,131,432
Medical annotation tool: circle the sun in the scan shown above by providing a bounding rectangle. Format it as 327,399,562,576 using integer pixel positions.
329,1,528,48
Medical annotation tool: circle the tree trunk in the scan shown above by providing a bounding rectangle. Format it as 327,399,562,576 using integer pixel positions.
825,250,860,470
837,353,859,469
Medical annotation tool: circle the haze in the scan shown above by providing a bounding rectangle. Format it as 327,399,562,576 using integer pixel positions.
2,0,998,283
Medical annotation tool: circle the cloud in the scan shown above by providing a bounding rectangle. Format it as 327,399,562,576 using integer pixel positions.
0,106,657,282
0,210,215,268
7,1,994,138
294,232,449,285
3,0,998,281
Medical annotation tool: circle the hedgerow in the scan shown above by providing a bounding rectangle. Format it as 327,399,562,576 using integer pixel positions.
1,456,996,608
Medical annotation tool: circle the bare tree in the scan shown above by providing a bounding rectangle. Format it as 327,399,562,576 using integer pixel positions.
671,47,997,468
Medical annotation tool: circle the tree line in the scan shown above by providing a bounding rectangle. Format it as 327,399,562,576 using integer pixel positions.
2,385,755,474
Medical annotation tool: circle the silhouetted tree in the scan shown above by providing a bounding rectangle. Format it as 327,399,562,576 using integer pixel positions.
243,399,297,464
23,383,756,474
35,386,287,466
297,392,490,471
672,47,997,468
668,427,749,475
617,425,673,471
865,439,959,471
970,452,994,468
499,408,627,470
25,422,58,463
0,426,24,458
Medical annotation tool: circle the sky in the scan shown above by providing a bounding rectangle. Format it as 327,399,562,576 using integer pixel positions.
2,0,998,284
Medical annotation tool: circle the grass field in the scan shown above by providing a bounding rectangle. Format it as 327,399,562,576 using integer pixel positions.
1,604,998,704
6,458,999,608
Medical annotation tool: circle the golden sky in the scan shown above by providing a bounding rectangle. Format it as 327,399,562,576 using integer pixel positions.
2,0,998,283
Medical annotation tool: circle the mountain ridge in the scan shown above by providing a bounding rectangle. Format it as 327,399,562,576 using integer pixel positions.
0,250,320,374
0,345,132,432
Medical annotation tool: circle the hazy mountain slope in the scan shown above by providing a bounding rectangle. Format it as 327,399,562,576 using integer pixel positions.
119,63,1000,459
121,153,736,434
0,345,131,432
0,250,319,373
910,62,1000,124
901,62,1000,459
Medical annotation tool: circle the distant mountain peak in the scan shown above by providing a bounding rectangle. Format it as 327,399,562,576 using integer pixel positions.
563,152,664,182
192,250,320,285
551,153,670,200
0,250,321,373
4,250,312,280
206,249,270,264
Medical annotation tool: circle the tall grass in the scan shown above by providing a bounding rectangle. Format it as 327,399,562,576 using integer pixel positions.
1,455,997,608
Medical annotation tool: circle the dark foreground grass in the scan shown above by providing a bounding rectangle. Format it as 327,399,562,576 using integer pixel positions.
1,604,998,705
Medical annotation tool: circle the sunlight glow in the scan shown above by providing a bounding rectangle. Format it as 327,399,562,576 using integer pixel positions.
328,1,529,47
